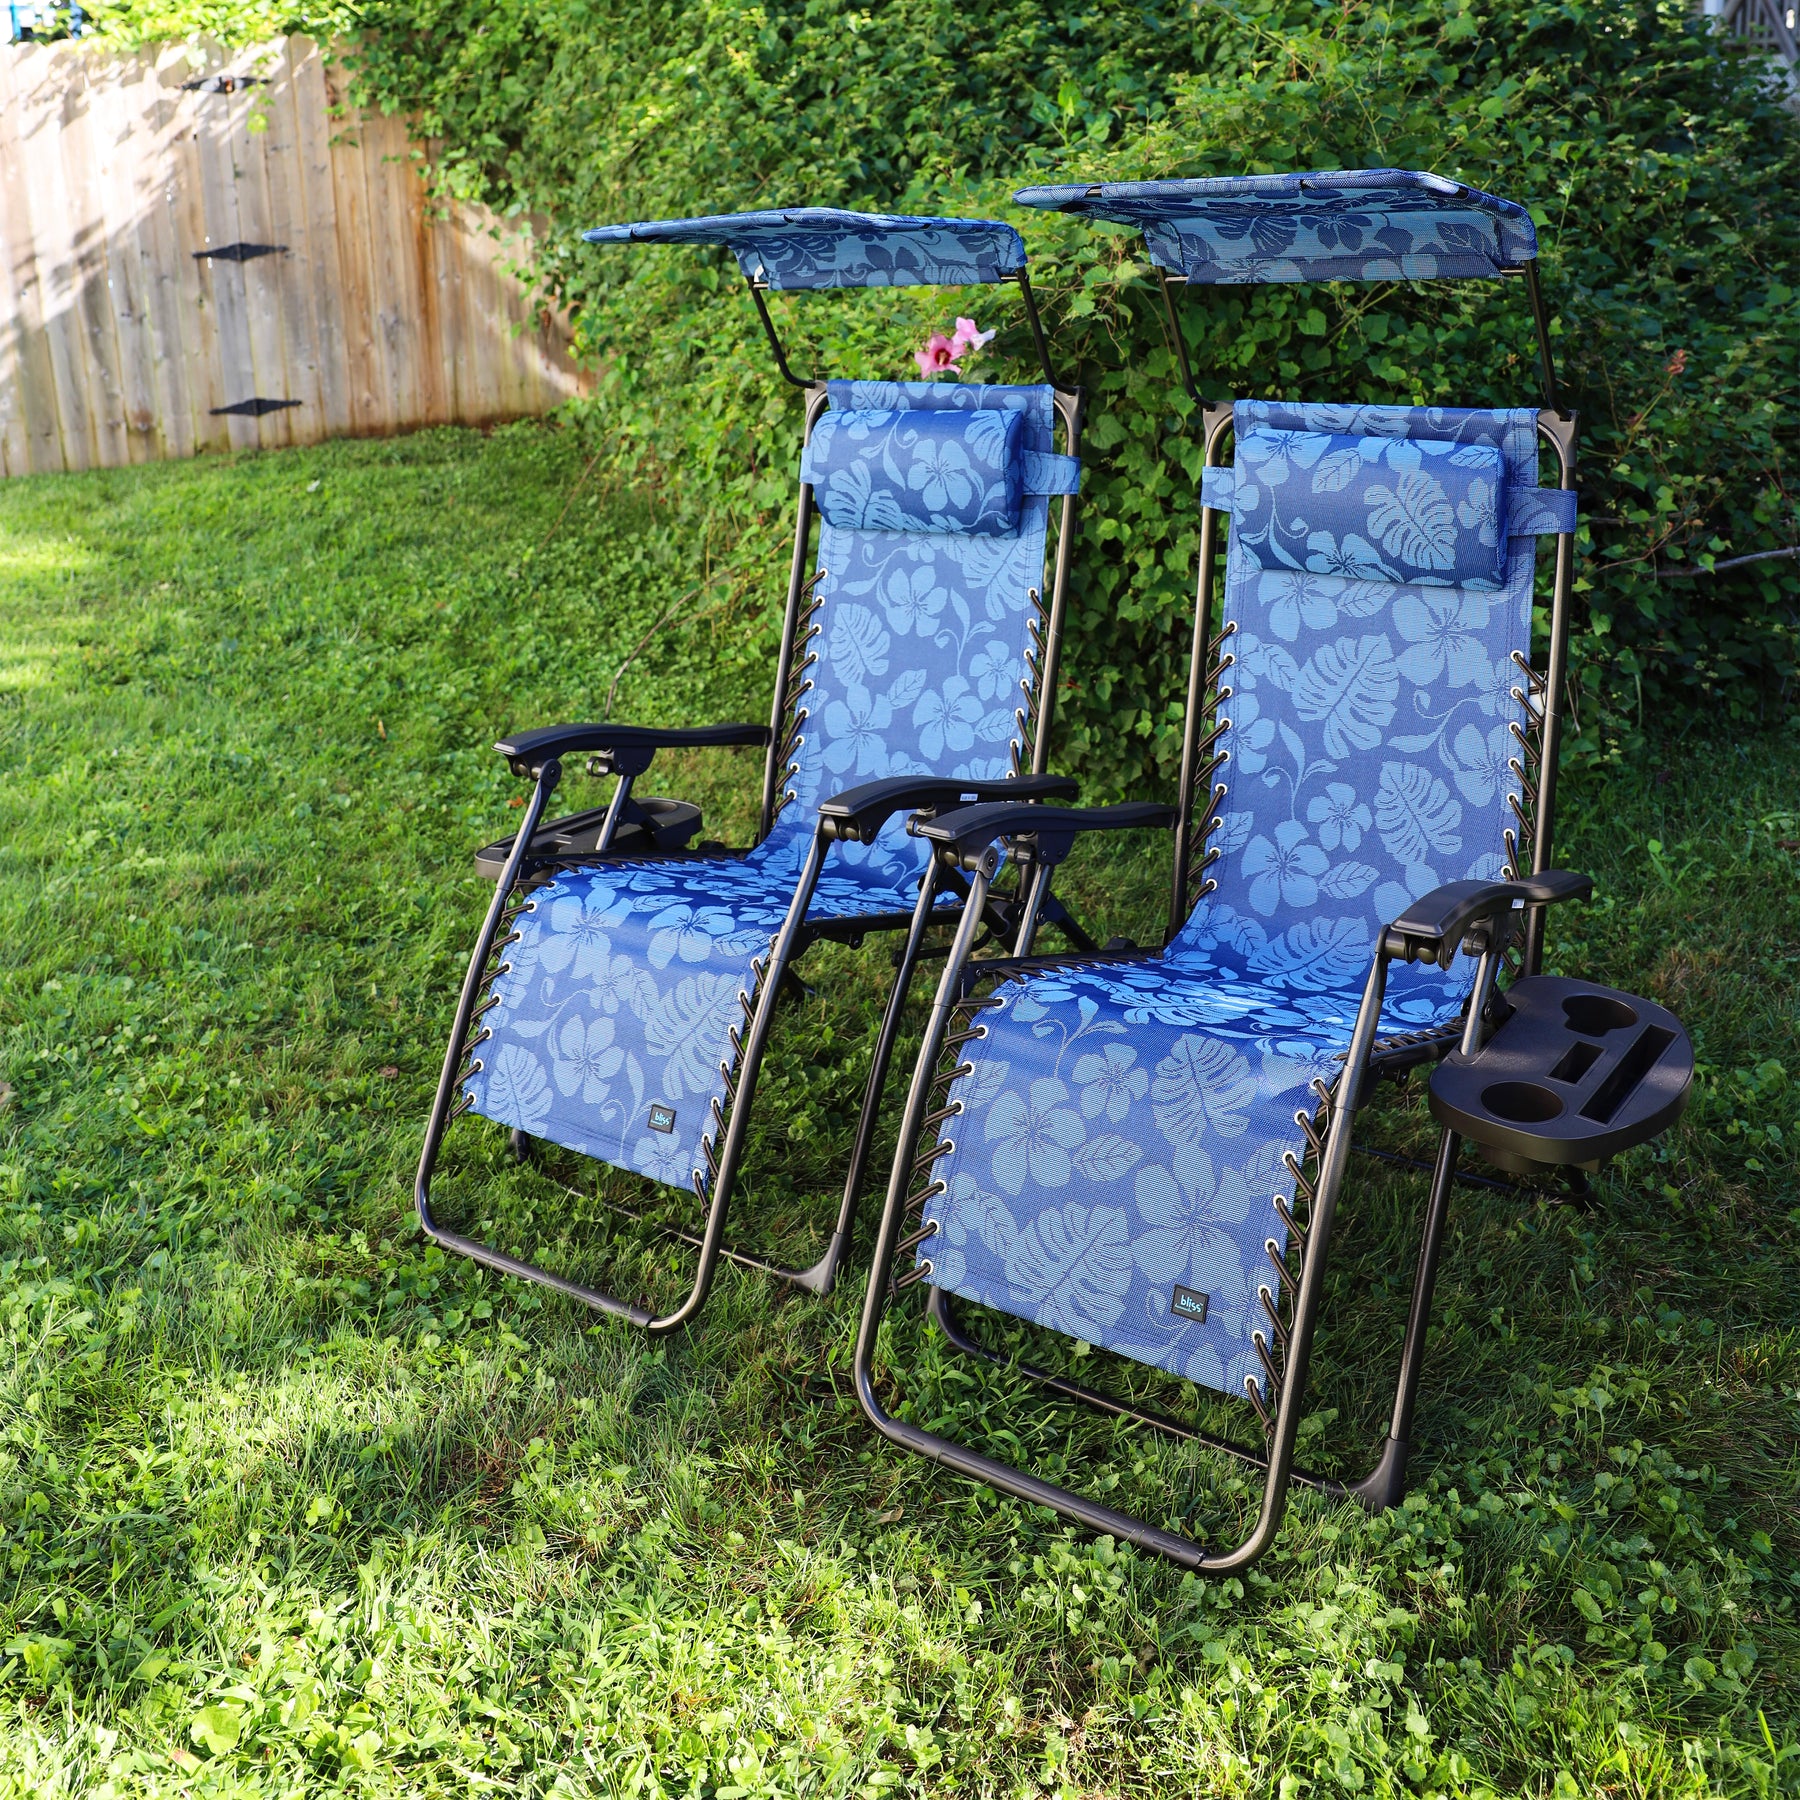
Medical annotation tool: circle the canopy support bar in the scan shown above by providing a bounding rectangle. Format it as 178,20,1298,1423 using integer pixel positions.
748,278,813,389
1015,270,1060,390
1523,260,1561,416
1157,268,1200,408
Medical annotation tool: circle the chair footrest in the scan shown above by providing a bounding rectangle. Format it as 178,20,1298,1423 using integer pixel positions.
1429,976,1692,1173
473,797,704,883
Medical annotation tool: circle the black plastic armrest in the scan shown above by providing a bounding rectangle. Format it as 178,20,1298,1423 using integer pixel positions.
817,773,1079,844
495,721,771,779
1381,870,1593,965
916,800,1177,871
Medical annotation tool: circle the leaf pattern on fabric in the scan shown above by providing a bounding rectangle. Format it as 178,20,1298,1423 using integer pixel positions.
1365,470,1458,570
1152,1036,1256,1143
1072,1134,1144,1182
1375,761,1464,867
1290,635,1399,756
643,971,743,1099
1002,1202,1135,1340
832,605,891,687
921,398,1543,1396
486,1044,552,1134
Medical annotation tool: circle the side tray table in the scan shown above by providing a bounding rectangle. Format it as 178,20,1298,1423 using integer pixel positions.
1429,976,1694,1174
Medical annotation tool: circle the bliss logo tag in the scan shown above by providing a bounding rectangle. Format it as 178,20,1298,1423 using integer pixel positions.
647,1104,676,1133
1170,1285,1210,1324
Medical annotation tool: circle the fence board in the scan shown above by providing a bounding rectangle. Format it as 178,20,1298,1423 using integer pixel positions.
0,34,587,477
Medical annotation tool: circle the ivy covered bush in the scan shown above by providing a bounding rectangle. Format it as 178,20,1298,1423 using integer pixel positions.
95,0,1800,789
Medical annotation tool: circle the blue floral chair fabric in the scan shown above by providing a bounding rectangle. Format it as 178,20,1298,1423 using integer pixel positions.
1013,170,1537,284
462,380,1077,1196
582,210,1027,291
917,399,1572,1395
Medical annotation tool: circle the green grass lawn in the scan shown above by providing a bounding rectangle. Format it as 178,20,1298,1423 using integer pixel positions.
2,424,1798,1799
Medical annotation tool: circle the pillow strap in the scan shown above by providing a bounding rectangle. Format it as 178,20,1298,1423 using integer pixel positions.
1506,487,1577,536
1201,463,1576,536
1021,450,1080,495
1200,464,1236,512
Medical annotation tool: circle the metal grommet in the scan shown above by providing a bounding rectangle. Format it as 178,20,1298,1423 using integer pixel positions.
1264,1238,1281,1257
1251,1329,1269,1352
467,1059,484,1076
1257,1283,1275,1308
939,1139,955,1157
916,1259,935,1280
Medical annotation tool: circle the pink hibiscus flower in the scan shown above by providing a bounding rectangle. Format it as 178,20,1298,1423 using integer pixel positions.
951,317,996,356
913,333,961,377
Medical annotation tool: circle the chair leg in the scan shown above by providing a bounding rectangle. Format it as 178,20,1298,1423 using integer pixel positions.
415,812,834,1334
1345,1127,1461,1511
791,869,946,1295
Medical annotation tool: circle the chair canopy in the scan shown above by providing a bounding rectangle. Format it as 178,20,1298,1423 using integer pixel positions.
920,397,1572,1396
583,209,1027,291
1013,170,1537,284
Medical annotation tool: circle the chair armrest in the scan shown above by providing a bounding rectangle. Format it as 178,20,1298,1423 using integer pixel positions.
916,800,1177,871
495,721,771,780
1382,870,1593,966
817,772,1079,844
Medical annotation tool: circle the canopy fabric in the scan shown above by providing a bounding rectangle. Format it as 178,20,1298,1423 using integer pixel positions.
582,208,1027,291
1012,170,1537,284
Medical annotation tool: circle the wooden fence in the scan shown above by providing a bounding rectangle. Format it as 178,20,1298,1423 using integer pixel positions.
0,36,589,477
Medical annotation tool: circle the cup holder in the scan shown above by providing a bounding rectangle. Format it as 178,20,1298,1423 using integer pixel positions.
1481,1081,1565,1124
1562,993,1638,1037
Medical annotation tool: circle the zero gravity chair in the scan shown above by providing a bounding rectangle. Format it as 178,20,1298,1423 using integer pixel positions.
416,209,1091,1330
853,170,1687,1570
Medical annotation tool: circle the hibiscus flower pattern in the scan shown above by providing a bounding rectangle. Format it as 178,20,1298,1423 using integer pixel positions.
923,399,1565,1396
464,381,1074,1195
